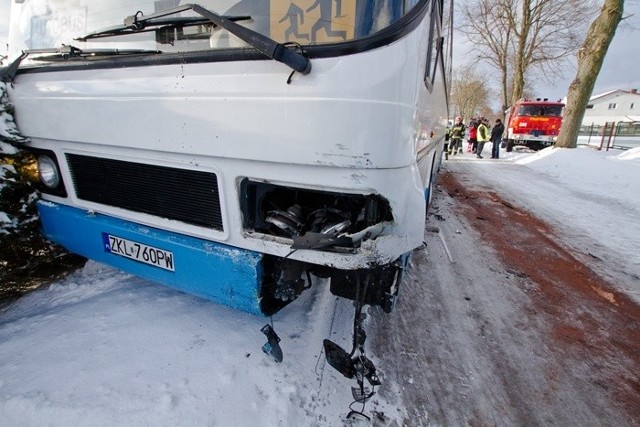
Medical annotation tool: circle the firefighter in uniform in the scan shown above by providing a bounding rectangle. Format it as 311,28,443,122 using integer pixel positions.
449,116,466,156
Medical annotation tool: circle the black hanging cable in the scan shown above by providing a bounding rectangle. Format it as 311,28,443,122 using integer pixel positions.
347,272,375,418
283,249,298,259
305,269,313,290
349,274,362,357
282,41,307,84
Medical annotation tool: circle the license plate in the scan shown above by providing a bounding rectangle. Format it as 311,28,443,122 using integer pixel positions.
103,233,175,271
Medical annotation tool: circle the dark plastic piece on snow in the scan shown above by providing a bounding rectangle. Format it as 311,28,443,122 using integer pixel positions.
323,339,355,379
261,324,283,363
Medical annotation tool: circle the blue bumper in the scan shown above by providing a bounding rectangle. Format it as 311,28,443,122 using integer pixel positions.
37,201,266,316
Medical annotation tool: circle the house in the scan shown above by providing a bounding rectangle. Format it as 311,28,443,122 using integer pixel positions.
580,89,640,125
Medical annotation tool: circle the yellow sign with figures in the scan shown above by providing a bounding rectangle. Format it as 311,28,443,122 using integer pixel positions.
271,0,356,44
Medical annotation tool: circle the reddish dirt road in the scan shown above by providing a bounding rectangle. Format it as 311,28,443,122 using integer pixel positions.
372,170,640,426
440,170,640,421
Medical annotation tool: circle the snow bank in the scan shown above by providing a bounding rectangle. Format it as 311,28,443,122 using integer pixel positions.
616,146,640,160
0,261,393,426
513,146,640,208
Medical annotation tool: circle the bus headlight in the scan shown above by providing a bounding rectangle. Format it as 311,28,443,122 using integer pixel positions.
37,155,61,188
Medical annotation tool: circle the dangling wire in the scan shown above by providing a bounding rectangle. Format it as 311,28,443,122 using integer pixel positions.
286,70,296,85
282,41,307,85
283,249,298,259
350,272,372,356
347,272,375,418
348,384,376,421
349,274,362,357
130,11,145,30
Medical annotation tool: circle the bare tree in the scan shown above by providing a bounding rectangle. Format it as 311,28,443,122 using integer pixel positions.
555,0,625,149
450,65,490,121
460,0,515,113
509,0,597,106
460,0,595,110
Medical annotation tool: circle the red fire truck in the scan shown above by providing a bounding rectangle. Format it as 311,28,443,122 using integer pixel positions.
504,98,565,151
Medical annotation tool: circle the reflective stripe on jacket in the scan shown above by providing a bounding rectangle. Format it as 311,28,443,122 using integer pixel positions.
477,124,490,142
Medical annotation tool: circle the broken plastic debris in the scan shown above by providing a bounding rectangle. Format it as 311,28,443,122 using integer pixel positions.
261,324,283,363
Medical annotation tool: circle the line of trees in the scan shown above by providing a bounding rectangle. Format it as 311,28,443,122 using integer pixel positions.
452,0,626,148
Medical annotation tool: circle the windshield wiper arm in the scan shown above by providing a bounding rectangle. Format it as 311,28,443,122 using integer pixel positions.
1,45,160,82
31,47,162,62
28,45,159,57
1,51,29,83
76,3,311,75
76,15,250,41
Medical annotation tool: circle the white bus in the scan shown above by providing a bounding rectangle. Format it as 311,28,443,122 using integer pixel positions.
4,0,452,377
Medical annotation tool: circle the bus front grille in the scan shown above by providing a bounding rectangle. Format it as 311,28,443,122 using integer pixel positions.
66,154,223,231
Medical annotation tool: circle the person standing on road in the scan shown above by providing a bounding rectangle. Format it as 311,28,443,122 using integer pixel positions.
449,116,466,156
490,118,505,159
467,118,478,153
444,125,451,160
476,118,490,159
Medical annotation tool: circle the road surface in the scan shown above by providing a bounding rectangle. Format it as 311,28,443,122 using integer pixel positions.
371,160,640,426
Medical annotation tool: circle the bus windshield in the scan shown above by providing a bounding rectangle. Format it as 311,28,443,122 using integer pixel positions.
8,0,422,57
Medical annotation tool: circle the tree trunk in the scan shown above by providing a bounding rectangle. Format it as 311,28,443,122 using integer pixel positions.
510,0,531,107
500,26,510,116
555,0,624,149
501,72,508,117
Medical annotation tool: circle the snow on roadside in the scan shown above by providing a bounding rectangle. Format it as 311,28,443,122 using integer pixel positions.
514,146,640,210
616,146,640,160
0,261,396,426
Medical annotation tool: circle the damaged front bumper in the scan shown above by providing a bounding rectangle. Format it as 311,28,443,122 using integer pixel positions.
37,199,410,316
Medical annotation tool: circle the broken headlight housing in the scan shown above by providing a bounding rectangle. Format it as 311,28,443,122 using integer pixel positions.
240,179,392,250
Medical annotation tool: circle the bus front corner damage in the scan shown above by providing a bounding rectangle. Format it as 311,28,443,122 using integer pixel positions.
248,179,410,402
243,178,406,314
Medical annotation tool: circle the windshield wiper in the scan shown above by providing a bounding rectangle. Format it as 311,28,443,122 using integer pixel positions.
1,45,160,82
76,16,249,41
76,3,311,76
29,45,160,58
1,52,28,82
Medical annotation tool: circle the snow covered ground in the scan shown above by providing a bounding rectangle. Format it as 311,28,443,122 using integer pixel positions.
483,144,640,300
0,145,639,426
579,134,640,150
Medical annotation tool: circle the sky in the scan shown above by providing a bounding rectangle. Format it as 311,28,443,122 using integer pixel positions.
1,136,639,424
583,0,640,96
535,0,640,100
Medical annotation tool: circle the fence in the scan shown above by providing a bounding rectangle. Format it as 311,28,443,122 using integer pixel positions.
578,121,640,150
